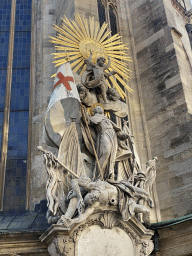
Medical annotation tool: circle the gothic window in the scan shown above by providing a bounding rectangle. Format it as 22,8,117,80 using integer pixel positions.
97,0,118,36
109,4,117,36
0,0,32,214
98,0,106,27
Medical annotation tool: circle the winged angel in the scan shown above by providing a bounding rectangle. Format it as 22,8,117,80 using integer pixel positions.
39,15,158,227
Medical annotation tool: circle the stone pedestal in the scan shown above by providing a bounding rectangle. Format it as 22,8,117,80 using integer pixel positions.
40,211,154,256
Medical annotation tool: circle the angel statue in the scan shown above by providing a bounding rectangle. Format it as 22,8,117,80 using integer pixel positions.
83,51,116,104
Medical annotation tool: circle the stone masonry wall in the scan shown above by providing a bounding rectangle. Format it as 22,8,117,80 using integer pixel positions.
127,0,192,221
29,0,59,210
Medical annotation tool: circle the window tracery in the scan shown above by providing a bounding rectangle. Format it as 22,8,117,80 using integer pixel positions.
97,0,118,36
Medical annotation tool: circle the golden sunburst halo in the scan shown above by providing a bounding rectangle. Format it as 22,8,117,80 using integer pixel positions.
50,14,133,99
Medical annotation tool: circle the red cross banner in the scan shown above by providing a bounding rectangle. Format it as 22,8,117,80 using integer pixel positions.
53,72,73,91
44,62,81,148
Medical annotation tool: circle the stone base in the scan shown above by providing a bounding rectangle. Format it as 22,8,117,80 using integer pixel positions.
40,211,154,256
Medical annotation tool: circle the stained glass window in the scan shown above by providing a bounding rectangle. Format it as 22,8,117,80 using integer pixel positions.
2,0,32,214
0,0,11,158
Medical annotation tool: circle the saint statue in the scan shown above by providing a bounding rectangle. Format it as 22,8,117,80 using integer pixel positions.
83,104,128,180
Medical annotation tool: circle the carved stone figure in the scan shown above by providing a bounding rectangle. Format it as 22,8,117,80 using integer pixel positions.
39,15,157,255
83,51,116,104
83,104,129,180
107,87,120,101
77,83,129,117
76,84,97,106
57,175,154,228
145,157,158,195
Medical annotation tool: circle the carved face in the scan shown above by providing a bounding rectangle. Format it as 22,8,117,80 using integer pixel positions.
107,88,120,101
97,57,106,66
94,105,104,115
77,84,87,100
79,90,86,100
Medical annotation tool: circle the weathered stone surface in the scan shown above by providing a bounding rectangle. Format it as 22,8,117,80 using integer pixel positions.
40,213,154,256
155,218,192,256
77,226,134,256
128,0,192,221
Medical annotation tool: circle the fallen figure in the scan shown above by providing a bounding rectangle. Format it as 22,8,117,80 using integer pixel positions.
57,175,154,227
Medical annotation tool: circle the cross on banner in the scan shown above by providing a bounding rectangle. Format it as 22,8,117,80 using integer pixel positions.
53,72,74,91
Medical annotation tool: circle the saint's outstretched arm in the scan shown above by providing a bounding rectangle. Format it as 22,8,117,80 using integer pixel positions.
104,56,111,69
84,50,95,68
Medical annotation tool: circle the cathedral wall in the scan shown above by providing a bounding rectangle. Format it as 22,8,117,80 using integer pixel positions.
29,0,59,210
117,0,162,223
125,0,192,221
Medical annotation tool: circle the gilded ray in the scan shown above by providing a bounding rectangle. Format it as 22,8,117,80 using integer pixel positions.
99,30,111,44
71,19,85,39
63,17,83,41
97,22,108,42
50,14,132,95
111,60,130,72
70,57,84,68
104,41,126,48
93,21,100,40
52,48,79,54
75,14,88,38
102,34,122,46
61,24,80,43
80,64,86,76
107,51,127,56
73,59,85,73
52,25,79,44
111,58,129,69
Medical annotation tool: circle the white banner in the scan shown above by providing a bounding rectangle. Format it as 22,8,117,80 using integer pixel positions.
44,63,81,148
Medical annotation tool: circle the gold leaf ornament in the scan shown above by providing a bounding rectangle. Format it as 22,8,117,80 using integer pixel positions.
50,14,133,98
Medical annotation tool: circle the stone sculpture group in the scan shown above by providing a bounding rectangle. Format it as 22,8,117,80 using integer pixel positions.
39,15,157,256
39,54,158,230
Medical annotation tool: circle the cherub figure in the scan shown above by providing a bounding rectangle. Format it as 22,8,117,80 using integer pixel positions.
84,51,116,104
